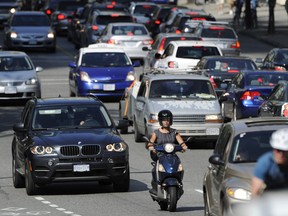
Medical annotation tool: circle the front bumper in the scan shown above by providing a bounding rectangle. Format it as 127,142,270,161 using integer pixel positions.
7,37,56,49
0,84,41,99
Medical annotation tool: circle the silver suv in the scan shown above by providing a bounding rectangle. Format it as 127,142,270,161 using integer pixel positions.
119,71,223,146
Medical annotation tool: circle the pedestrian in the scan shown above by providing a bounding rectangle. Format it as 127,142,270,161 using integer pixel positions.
233,0,244,26
251,128,288,197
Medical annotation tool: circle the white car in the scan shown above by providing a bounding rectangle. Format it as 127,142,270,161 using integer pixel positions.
156,40,223,71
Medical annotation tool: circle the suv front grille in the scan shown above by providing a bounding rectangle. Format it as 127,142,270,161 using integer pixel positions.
174,115,206,123
60,145,100,156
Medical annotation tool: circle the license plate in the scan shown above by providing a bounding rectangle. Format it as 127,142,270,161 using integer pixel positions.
73,164,90,172
206,128,219,135
125,42,137,47
103,84,115,91
29,40,37,45
4,86,17,94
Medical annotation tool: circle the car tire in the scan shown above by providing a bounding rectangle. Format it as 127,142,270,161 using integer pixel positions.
134,119,142,142
113,166,130,192
25,159,39,195
12,152,25,188
221,199,228,216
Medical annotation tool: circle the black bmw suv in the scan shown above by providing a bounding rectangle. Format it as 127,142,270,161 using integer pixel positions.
12,96,130,195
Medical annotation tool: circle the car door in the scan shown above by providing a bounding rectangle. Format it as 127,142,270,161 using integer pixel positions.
205,125,232,215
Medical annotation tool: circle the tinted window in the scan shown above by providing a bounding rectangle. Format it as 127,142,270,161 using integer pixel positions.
176,46,220,59
206,59,257,73
134,5,158,15
246,73,288,86
112,25,148,35
81,53,131,67
12,15,50,26
0,56,33,71
96,15,133,25
149,79,216,99
275,50,288,63
201,28,236,39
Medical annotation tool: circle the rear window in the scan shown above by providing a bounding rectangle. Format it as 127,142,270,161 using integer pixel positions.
246,73,288,86
206,59,257,73
12,14,50,26
112,25,148,35
134,5,158,15
96,15,133,25
176,46,220,59
201,28,236,39
149,79,216,100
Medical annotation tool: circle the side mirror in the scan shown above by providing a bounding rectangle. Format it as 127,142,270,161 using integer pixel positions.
154,53,161,60
209,154,225,166
13,123,27,133
36,66,43,72
69,62,77,68
133,60,141,67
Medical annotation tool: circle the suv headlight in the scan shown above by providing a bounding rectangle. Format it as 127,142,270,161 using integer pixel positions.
106,142,127,152
148,113,158,123
25,77,38,85
47,32,54,39
10,32,18,38
226,188,251,200
205,114,223,123
30,146,56,155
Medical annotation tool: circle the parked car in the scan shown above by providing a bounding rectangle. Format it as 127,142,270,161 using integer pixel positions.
142,33,201,75
98,22,153,63
68,43,138,101
261,48,288,71
203,117,288,216
50,0,86,35
3,11,56,52
129,2,159,25
156,40,222,71
12,96,130,195
79,10,134,47
195,56,258,97
119,71,223,145
220,71,288,121
258,80,288,117
0,51,42,100
193,21,240,56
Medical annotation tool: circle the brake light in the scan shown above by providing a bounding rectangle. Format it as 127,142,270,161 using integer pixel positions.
209,26,224,30
111,14,119,17
106,4,114,8
143,39,153,45
186,12,198,15
192,17,206,20
146,20,151,25
91,25,98,31
57,14,65,20
228,69,239,73
210,76,217,88
172,7,177,10
180,37,186,40
111,1,116,5
155,20,161,25
45,9,52,15
274,66,286,71
231,41,240,49
240,91,260,100
158,38,166,52
175,29,181,34
107,39,116,44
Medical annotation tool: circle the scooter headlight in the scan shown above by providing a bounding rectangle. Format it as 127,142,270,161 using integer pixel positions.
178,163,183,172
158,163,165,172
164,143,174,153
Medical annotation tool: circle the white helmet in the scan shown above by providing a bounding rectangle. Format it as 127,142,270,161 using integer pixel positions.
270,128,288,151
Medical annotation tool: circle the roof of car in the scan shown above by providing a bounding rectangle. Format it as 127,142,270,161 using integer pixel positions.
228,117,288,135
0,51,28,57
168,40,220,47
80,44,125,53
33,96,103,107
143,71,210,81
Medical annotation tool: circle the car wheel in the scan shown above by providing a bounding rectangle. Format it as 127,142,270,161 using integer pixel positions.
113,166,130,192
12,152,25,188
159,201,168,210
25,159,39,195
134,119,142,142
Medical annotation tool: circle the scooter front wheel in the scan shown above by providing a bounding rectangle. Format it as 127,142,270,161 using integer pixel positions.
168,187,177,212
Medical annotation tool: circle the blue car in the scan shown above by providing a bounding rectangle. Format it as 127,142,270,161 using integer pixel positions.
68,44,138,101
220,70,288,121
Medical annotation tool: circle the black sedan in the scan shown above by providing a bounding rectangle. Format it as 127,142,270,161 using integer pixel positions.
258,80,288,117
12,96,130,195
261,48,288,71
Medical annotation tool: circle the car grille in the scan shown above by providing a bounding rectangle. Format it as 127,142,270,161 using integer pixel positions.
20,35,46,40
173,115,206,123
0,81,24,86
60,145,100,156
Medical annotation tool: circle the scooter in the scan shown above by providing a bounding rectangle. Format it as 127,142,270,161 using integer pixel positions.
144,137,190,212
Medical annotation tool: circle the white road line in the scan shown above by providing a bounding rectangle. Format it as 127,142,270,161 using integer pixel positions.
49,204,58,208
195,189,203,194
56,208,66,211
42,201,51,204
35,197,45,201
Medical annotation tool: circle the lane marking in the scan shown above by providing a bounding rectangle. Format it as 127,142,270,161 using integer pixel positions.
195,189,203,194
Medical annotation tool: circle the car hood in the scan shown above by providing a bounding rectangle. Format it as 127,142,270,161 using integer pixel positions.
0,70,36,81
227,163,255,180
11,27,52,34
33,129,122,145
83,67,133,80
150,99,220,114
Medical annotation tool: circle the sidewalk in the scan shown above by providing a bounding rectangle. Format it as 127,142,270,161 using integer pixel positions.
178,0,288,48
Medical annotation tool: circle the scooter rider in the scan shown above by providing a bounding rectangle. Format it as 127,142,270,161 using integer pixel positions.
146,110,188,190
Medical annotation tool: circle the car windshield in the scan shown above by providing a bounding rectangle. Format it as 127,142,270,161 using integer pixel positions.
32,105,112,129
112,25,148,35
134,5,158,15
149,79,216,99
206,59,257,73
11,15,50,26
0,56,33,71
246,73,288,86
81,52,131,67
176,46,220,59
229,131,273,163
